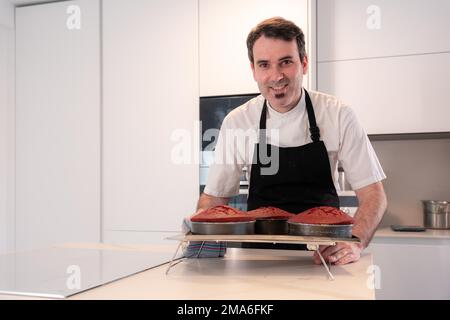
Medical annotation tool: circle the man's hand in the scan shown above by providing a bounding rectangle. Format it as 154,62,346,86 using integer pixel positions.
313,242,364,265
195,192,230,216
312,181,387,266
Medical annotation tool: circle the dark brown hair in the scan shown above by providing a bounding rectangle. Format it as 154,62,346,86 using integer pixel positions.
246,17,306,63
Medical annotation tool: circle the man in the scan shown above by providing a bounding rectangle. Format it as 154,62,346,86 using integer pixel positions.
193,17,387,265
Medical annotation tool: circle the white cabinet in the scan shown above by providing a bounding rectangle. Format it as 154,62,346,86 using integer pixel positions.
318,52,450,134
102,0,199,233
199,0,311,97
0,22,15,254
367,239,450,299
15,0,101,250
317,0,450,134
318,0,450,62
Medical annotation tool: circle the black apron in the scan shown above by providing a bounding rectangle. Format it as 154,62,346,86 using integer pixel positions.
243,89,340,250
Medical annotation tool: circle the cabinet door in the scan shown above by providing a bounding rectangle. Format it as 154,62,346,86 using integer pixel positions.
318,52,450,134
102,0,199,232
15,0,101,250
0,24,15,254
368,242,450,299
318,0,450,62
199,0,310,96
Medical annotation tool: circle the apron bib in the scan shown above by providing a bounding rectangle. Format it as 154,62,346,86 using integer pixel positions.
244,90,339,249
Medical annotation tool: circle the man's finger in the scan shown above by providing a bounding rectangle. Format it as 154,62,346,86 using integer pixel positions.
328,247,351,264
313,244,342,264
314,245,344,264
320,243,345,260
334,252,358,265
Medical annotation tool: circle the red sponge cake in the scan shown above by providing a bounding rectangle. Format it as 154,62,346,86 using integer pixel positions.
191,205,255,223
289,206,354,225
247,206,294,220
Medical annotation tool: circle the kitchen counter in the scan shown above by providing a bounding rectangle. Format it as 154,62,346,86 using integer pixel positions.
74,249,375,300
368,228,450,299
0,245,375,300
372,227,450,245
374,227,450,239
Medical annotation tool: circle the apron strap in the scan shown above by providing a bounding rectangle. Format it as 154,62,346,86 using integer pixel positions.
259,99,268,145
259,89,321,144
304,90,321,142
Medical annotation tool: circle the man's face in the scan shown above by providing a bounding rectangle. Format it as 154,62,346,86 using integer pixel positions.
251,35,308,112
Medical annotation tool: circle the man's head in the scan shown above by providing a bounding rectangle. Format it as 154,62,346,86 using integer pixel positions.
247,17,308,113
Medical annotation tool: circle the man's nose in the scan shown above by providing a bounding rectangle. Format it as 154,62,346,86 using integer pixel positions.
268,66,284,83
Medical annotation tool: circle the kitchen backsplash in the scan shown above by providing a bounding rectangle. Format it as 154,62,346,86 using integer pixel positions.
371,138,450,228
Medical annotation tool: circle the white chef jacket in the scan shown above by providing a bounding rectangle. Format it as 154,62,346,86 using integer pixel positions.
204,88,386,198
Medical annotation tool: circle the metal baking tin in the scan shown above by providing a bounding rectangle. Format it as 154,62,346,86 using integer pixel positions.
255,219,289,235
191,221,255,235
288,222,353,238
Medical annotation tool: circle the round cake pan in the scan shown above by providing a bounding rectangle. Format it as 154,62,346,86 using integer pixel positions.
191,221,255,235
288,222,353,238
255,219,288,235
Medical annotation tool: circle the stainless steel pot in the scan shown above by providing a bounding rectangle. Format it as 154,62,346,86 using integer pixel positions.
422,200,450,229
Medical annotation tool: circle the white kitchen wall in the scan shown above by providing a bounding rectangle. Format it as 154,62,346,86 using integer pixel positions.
0,1,15,254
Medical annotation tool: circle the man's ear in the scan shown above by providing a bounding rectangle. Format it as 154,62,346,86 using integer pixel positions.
302,55,309,75
250,62,256,81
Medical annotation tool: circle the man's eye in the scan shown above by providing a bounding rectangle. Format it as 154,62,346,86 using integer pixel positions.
281,60,293,65
259,63,268,68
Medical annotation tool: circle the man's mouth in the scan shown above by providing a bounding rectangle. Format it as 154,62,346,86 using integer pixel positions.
270,84,288,96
